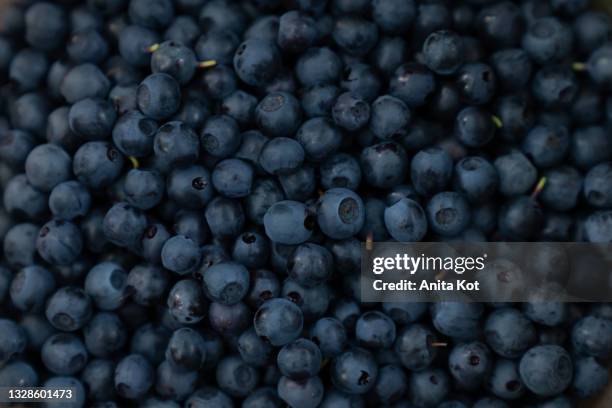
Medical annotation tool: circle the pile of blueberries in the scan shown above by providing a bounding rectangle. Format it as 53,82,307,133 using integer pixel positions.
1,0,612,407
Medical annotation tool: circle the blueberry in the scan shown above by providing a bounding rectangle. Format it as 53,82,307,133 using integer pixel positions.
0,361,38,388
371,0,415,34
103,202,147,248
584,162,612,208
277,10,317,53
320,153,362,191
112,111,158,158
540,166,583,211
491,48,533,92
49,181,91,220
331,347,378,394
9,48,49,92
3,223,39,270
44,376,86,407
185,387,233,408
282,279,331,321
521,125,570,169
198,0,247,35
432,302,483,341
587,45,612,89
354,311,396,349
307,317,346,358
360,142,407,189
368,95,411,141
84,262,128,311
200,261,249,305
137,73,181,120
108,85,138,115
81,358,116,402
532,65,578,109
208,301,251,337
216,355,259,397
340,63,381,103
25,2,67,51
45,286,93,332
233,39,281,87
243,387,282,408
254,298,303,346
332,16,378,57
499,196,544,240
0,319,26,366
494,150,537,196
195,29,240,65
456,62,497,106
3,174,48,220
448,341,492,390
125,264,168,306
161,235,201,276
150,41,197,85
167,279,207,325
68,97,117,141
551,0,589,15
200,114,241,159
455,107,496,148
204,197,245,239
519,345,573,397
73,142,124,189
422,30,465,75
570,126,611,170
129,0,174,29
287,243,333,288
67,29,109,64
36,220,83,266
212,158,254,198
122,168,164,210
486,358,525,400
295,47,342,87
278,376,324,408
0,130,36,169
238,328,274,367
9,92,50,138
523,301,568,327
567,356,606,401
408,368,450,407
60,63,111,104
9,265,55,312
25,144,71,193
277,338,321,380
221,91,257,126
426,192,471,237
155,360,198,401
165,165,212,209
114,354,154,399
278,165,317,201
572,315,612,358
118,25,160,67
201,64,238,100
84,312,127,358
130,324,171,366
522,17,572,64
317,188,365,240
165,327,207,372
411,147,453,196
484,308,537,358
574,11,612,55
154,123,201,173
332,92,371,132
